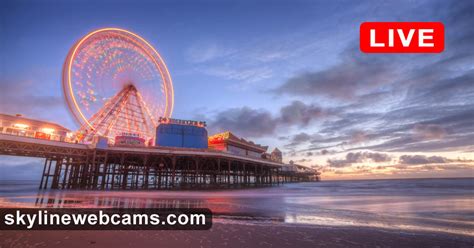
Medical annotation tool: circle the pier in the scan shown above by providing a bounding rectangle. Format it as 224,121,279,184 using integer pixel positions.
0,134,319,190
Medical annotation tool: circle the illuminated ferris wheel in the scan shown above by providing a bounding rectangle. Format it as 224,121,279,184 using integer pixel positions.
62,28,174,143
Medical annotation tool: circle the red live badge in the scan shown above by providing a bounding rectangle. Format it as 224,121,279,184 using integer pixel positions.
360,22,444,53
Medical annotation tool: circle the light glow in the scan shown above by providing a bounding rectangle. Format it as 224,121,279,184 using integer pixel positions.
13,123,29,129
41,128,55,134
62,28,174,133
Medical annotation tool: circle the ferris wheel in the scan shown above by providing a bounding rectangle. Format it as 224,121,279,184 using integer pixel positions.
62,28,174,143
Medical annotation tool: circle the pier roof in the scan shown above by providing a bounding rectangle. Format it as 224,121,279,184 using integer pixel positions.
208,131,268,153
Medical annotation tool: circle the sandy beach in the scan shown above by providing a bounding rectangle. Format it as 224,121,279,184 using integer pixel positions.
1,222,473,248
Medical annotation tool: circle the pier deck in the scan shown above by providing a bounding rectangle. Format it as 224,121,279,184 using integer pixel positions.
0,133,318,190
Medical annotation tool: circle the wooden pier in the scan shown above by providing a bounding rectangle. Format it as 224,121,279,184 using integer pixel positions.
0,134,319,190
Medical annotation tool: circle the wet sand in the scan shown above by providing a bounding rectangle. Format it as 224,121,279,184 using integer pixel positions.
1,179,473,247
1,222,472,248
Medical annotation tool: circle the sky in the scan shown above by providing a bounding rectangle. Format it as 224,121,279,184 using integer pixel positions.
0,0,473,180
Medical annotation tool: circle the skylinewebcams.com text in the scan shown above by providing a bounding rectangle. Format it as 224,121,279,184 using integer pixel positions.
2,209,208,230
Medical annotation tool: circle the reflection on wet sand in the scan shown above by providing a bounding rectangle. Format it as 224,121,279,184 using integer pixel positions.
0,178,473,237
35,191,208,208
32,189,287,223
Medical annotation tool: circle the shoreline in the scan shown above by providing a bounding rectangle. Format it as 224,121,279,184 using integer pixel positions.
1,222,472,248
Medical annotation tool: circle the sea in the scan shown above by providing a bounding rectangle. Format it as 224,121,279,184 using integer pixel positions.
0,178,472,236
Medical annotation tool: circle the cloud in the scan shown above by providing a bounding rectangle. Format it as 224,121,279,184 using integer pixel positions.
209,101,331,138
353,106,474,152
413,124,447,140
185,42,236,63
284,132,312,148
272,53,396,100
349,130,368,144
192,0,474,180
327,151,391,168
399,155,450,165
0,79,65,119
209,107,277,138
268,1,474,156
383,162,474,176
186,42,275,86
296,158,311,163
200,66,273,85
278,101,326,126
320,149,336,155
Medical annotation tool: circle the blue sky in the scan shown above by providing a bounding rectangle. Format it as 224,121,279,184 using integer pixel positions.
1,0,473,180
